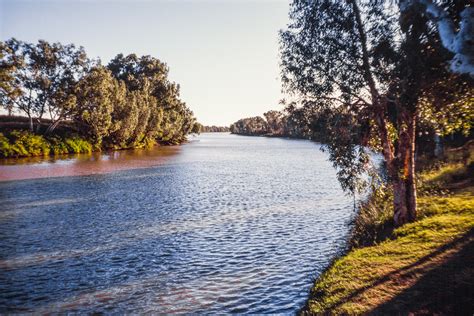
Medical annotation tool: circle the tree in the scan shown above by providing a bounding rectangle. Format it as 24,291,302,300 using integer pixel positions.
280,0,473,226
230,116,268,135
1,39,36,130
74,66,115,146
0,42,21,115
191,122,202,134
399,0,474,76
107,54,196,144
1,39,89,132
264,110,285,135
0,39,197,151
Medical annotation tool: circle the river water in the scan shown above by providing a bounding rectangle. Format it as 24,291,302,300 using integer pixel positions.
0,133,354,314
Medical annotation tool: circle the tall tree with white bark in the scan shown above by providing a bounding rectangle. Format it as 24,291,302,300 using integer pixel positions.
399,0,474,76
280,0,473,226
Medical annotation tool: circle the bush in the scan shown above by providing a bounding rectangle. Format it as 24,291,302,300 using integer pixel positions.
349,184,394,248
5,131,50,157
48,136,70,155
64,137,92,154
0,133,13,158
0,130,92,158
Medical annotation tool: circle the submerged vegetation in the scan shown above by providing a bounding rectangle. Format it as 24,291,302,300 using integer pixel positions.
303,162,474,314
0,39,200,157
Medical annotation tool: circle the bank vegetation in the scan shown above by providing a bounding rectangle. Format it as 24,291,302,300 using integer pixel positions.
0,39,200,158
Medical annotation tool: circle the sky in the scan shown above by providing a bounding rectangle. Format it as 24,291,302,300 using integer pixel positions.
0,0,291,126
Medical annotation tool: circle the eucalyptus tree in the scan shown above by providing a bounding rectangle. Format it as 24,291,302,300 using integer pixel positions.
283,102,317,138
264,110,285,135
0,39,89,132
0,42,21,116
280,0,473,226
36,41,90,134
107,53,196,144
399,0,474,75
230,116,268,135
74,66,115,146
1,39,36,130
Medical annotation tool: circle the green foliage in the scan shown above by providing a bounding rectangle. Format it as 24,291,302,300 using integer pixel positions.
64,137,92,154
0,133,12,157
74,66,115,145
350,184,394,248
418,86,474,137
230,104,317,139
107,53,196,145
200,125,230,133
8,130,50,157
48,136,70,155
0,39,197,154
0,130,92,158
230,116,268,135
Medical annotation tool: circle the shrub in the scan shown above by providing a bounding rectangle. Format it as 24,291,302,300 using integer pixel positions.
349,184,394,248
8,130,50,157
48,136,70,155
65,137,92,154
0,130,92,157
0,133,13,158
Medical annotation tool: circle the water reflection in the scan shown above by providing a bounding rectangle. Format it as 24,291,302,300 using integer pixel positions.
0,144,182,181
0,133,353,314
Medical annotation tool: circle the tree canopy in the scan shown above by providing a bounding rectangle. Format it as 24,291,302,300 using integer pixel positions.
279,0,473,225
0,38,199,148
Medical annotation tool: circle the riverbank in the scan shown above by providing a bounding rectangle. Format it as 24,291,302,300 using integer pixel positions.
303,162,474,314
0,127,185,159
0,130,93,158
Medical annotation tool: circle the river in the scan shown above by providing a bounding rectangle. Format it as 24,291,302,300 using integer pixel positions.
0,133,354,314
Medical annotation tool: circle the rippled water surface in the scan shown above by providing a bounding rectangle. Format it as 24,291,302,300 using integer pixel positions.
0,133,354,314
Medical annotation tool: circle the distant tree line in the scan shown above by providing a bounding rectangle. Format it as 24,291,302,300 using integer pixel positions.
0,38,199,153
230,107,316,139
199,125,230,133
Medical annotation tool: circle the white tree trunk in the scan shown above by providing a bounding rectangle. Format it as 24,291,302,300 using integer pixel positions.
400,0,474,76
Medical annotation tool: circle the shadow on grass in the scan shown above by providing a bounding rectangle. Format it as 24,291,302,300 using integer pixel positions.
369,228,474,315
310,228,474,314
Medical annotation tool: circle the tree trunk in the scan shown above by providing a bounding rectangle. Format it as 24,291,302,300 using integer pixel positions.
393,179,409,226
406,114,417,222
28,114,33,132
35,118,42,133
45,119,61,135
392,114,417,226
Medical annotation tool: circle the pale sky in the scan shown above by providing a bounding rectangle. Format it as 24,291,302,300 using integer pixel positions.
0,0,291,126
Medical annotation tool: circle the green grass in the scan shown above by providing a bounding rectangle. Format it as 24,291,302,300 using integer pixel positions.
304,164,474,315
0,131,93,158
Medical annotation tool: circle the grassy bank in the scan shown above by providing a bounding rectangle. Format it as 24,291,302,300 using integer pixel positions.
303,163,474,315
0,130,93,158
